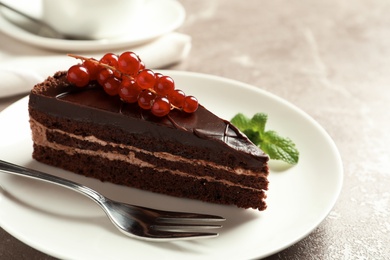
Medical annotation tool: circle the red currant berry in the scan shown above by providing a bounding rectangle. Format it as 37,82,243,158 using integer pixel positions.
155,72,164,80
100,53,118,68
67,64,90,87
118,77,140,103
168,89,186,108
137,90,156,110
182,96,199,113
82,59,99,80
151,96,171,117
97,68,114,86
154,75,175,96
139,60,146,71
102,76,121,96
118,51,140,75
136,69,156,89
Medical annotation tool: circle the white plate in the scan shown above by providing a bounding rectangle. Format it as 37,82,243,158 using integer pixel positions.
0,0,185,52
0,71,343,259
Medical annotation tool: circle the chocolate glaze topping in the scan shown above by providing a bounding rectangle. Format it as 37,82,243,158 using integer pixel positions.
29,71,269,167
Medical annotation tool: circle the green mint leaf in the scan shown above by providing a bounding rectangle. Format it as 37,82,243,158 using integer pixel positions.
230,113,251,130
248,113,267,134
231,113,267,134
231,112,299,165
260,130,299,165
242,129,262,145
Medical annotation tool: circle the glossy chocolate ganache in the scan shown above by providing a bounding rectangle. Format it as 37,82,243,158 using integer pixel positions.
29,71,269,170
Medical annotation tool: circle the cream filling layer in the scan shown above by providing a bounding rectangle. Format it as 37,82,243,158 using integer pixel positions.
30,118,265,191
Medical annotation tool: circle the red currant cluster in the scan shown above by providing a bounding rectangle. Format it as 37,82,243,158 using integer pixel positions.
66,52,198,117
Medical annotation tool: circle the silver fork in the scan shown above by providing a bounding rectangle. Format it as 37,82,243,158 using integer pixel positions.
0,160,225,241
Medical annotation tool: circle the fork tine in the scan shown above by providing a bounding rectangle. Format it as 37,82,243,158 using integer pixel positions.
136,205,226,222
156,212,226,223
147,231,220,241
119,227,220,241
152,223,222,232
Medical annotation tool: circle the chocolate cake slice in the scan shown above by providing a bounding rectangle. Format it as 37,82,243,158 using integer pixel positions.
28,71,269,210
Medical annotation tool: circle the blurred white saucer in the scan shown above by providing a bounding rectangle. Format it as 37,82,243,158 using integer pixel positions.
0,0,185,52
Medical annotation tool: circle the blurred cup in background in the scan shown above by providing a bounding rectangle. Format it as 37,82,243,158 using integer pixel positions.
41,0,145,39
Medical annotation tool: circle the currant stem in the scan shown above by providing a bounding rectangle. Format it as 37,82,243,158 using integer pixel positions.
68,54,122,77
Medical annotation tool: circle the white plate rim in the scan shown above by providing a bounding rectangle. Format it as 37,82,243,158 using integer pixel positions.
0,70,343,259
0,0,185,52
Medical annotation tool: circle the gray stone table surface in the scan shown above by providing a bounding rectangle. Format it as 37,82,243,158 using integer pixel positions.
1,0,390,259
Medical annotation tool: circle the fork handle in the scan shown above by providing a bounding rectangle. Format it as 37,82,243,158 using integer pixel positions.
0,159,104,204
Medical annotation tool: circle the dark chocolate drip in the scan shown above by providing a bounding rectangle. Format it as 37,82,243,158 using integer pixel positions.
223,122,230,143
119,101,125,115
167,115,188,131
55,92,71,99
